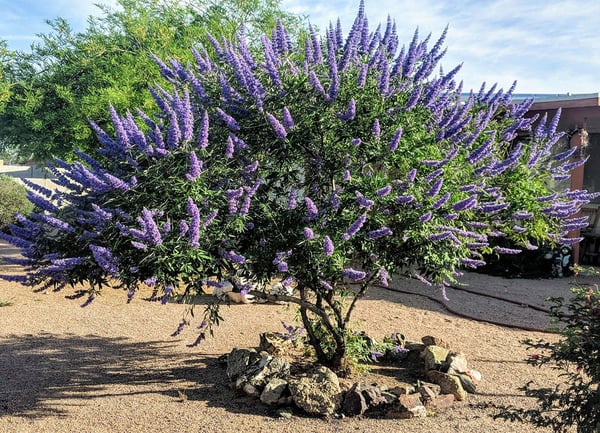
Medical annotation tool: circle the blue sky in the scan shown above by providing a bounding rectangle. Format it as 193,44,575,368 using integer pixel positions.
1,0,599,94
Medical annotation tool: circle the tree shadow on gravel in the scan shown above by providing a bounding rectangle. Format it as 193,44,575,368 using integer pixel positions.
0,333,264,419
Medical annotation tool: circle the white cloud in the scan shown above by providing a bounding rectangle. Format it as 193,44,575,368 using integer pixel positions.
283,0,600,93
3,0,599,93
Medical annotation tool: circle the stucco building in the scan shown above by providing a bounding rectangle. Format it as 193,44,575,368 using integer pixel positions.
519,93,600,263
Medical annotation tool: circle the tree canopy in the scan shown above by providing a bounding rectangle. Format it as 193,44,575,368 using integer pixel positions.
0,0,305,161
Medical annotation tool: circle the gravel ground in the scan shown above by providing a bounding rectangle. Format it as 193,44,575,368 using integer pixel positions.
0,248,592,433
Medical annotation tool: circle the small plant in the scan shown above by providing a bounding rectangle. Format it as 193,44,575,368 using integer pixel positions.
495,267,600,433
0,174,33,231
0,299,13,307
343,330,409,372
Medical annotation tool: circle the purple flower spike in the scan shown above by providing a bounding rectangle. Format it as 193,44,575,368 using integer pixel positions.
303,227,315,239
426,178,444,197
141,208,163,245
198,110,209,148
337,99,356,121
343,213,367,240
424,168,443,183
356,191,374,208
460,258,487,268
224,250,246,264
288,188,298,209
187,198,200,247
144,276,158,286
407,168,417,182
351,138,362,146
187,333,206,348
343,268,366,281
225,135,234,158
389,127,402,151
396,194,415,204
324,236,334,256
216,107,239,131
376,185,392,197
419,212,432,222
305,197,318,219
452,195,478,212
429,231,451,241
179,220,189,236
161,284,173,305
372,119,381,139
433,192,451,210
245,160,259,173
367,227,393,239
89,244,119,276
266,112,288,139
171,320,186,337
282,107,295,130
378,268,389,287
495,246,522,254
320,280,333,291
186,151,203,181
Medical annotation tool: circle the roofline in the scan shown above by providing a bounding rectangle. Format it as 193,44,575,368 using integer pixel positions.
512,93,600,110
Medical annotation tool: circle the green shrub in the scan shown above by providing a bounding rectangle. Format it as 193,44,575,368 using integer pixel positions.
496,267,600,432
0,174,33,231
1,3,596,371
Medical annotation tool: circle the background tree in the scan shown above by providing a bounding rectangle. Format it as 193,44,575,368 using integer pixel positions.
0,0,305,162
0,41,11,110
1,2,594,370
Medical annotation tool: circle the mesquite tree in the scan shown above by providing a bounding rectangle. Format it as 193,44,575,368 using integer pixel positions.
1,2,595,369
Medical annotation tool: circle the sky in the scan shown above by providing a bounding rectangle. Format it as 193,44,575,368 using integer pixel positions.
1,0,599,95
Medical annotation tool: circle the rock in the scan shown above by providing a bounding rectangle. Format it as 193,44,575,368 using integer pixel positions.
260,378,290,406
403,347,424,368
426,370,468,401
422,336,450,349
242,382,260,397
361,385,388,408
259,332,294,355
404,341,426,352
386,394,427,419
278,396,293,405
342,384,368,417
380,391,399,405
466,369,482,384
423,345,450,371
418,386,436,402
420,382,441,395
288,366,341,416
243,353,290,388
388,383,416,396
425,393,455,411
389,332,406,347
418,382,441,402
226,348,260,381
456,373,477,394
445,352,469,375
